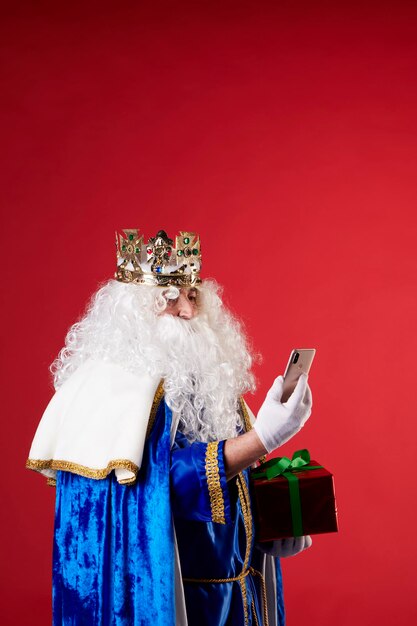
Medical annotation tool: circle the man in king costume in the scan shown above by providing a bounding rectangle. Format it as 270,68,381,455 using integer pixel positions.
27,229,313,626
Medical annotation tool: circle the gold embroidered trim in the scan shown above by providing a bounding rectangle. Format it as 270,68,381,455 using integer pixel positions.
240,576,249,625
239,397,253,433
239,397,267,465
145,380,165,439
237,474,253,572
25,458,139,484
205,441,226,524
237,472,253,625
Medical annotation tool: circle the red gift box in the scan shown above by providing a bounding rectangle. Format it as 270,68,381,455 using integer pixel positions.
251,451,338,541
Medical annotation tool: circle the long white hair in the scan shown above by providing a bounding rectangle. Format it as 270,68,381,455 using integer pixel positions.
50,279,257,441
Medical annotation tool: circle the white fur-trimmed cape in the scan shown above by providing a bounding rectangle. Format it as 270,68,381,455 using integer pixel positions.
26,359,162,485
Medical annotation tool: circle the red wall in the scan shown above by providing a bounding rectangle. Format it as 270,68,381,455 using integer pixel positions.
2,2,417,624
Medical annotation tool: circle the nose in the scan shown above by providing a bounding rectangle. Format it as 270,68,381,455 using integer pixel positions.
177,294,194,320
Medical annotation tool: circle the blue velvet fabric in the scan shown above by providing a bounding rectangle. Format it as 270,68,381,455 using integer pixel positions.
53,399,174,626
171,437,232,524
275,558,285,626
52,399,285,625
171,430,285,625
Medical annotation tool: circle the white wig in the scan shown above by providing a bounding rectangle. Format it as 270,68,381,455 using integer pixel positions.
51,279,257,442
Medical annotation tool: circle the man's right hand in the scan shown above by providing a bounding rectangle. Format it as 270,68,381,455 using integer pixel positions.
253,374,312,453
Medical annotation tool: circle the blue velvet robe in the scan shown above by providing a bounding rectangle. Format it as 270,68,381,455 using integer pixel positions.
53,398,284,625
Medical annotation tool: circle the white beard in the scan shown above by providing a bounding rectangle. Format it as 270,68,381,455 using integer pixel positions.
154,314,246,442
51,279,256,443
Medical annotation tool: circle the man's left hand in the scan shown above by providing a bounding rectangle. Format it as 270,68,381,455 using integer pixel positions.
256,535,312,558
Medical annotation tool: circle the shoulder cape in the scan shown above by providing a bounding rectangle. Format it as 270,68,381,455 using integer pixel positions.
26,358,162,485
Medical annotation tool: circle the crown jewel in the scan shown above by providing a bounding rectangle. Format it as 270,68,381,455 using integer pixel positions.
115,229,202,287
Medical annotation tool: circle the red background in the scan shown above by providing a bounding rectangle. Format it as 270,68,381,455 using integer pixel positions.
2,1,417,624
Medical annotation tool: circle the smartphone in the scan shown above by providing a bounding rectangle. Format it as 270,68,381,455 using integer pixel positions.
281,349,316,403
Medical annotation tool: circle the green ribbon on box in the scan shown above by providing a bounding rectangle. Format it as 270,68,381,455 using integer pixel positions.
252,449,323,537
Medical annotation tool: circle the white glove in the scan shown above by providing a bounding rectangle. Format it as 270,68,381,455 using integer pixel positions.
257,536,313,558
253,374,312,453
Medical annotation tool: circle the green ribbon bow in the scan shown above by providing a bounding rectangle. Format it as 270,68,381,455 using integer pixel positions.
252,449,323,537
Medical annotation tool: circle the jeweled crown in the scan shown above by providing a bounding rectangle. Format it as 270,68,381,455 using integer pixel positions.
115,229,202,287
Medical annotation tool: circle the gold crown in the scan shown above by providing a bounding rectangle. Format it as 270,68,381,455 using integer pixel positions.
115,229,202,287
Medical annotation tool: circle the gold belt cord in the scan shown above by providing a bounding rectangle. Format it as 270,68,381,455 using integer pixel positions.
182,473,270,626
182,565,269,626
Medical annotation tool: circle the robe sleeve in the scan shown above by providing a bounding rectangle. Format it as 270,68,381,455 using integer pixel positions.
170,432,232,524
